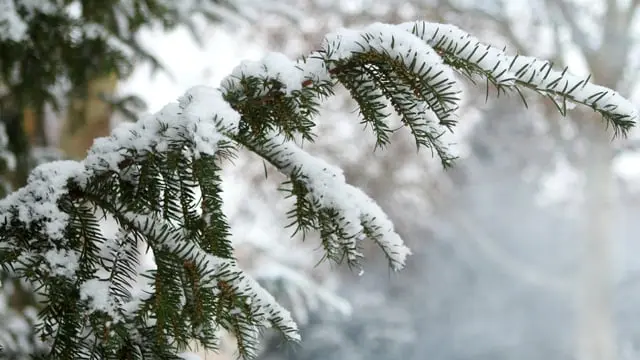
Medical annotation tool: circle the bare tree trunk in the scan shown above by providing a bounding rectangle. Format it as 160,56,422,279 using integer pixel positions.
576,114,617,360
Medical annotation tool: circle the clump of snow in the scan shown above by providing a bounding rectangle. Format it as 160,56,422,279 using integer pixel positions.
298,54,333,84
87,86,240,173
124,211,300,349
80,275,117,317
322,22,462,122
179,85,242,134
508,55,637,121
255,133,411,270
44,249,80,278
227,52,305,95
397,21,636,124
399,21,516,85
325,22,451,78
0,160,87,243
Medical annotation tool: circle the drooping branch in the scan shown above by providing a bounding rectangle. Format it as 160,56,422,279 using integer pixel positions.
399,21,636,134
0,20,636,359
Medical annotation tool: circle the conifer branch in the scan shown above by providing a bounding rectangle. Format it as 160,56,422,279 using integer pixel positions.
0,20,636,359
401,21,636,135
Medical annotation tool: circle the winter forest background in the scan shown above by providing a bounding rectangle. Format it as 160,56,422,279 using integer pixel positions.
3,0,640,359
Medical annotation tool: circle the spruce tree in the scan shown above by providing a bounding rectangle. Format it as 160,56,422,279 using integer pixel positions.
0,15,637,360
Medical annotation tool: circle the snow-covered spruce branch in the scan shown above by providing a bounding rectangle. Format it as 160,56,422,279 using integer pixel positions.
400,21,637,133
0,21,636,359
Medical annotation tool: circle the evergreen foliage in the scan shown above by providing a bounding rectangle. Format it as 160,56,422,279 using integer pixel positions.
0,19,636,359
0,2,299,358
